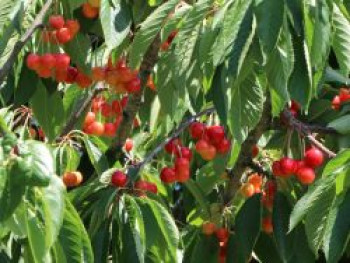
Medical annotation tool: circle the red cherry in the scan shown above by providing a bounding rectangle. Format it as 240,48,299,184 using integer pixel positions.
296,167,316,185
304,147,324,168
160,41,170,51
262,217,273,234
54,69,68,82
216,138,231,154
49,15,65,29
101,103,113,117
104,123,116,137
92,67,106,81
134,180,149,191
290,100,300,112
55,53,70,69
65,19,80,36
146,182,158,194
195,139,210,154
41,54,56,69
37,67,52,78
124,138,133,152
206,125,225,145
279,157,297,176
262,194,274,211
121,96,129,108
265,180,277,197
82,3,99,19
56,27,72,44
65,66,78,83
111,100,122,115
272,161,283,177
177,169,190,183
175,147,193,161
26,54,41,70
202,222,217,236
248,173,263,188
160,167,176,184
84,112,95,127
125,78,141,93
252,145,259,158
89,121,104,136
111,171,127,187
75,72,92,89
175,158,190,172
190,122,205,139
215,228,229,242
200,145,217,161
165,138,182,154
332,95,341,110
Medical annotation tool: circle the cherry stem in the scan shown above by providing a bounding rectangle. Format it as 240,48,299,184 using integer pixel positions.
0,0,54,84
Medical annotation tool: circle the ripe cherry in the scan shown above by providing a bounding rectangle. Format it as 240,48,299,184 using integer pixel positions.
240,183,255,197
146,182,158,194
49,15,65,29
195,139,210,154
111,171,127,187
75,72,92,89
215,228,229,242
37,67,52,78
124,138,133,152
206,125,225,145
202,222,216,236
55,53,70,69
216,138,231,154
112,100,122,114
176,169,190,183
279,157,297,176
200,144,217,161
135,180,149,191
304,147,324,168
65,66,78,83
272,161,283,177
190,122,205,139
101,103,113,117
175,147,193,161
104,123,116,137
65,19,80,36
56,27,72,44
54,69,68,82
165,138,181,154
121,96,128,108
296,167,315,185
82,3,99,19
62,171,83,187
84,112,95,127
26,54,41,70
175,158,190,173
248,173,263,188
332,95,341,110
41,54,56,69
160,167,176,184
262,217,273,234
125,78,141,93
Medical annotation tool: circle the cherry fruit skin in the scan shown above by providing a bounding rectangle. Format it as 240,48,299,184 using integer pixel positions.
49,15,65,29
41,54,56,69
111,171,127,187
262,217,273,234
240,183,255,197
175,147,193,161
165,138,181,154
304,147,324,168
296,167,316,185
124,138,133,152
215,228,229,242
216,138,231,154
26,54,41,70
190,122,205,139
206,125,225,145
272,161,283,177
160,167,176,184
279,157,297,176
56,28,72,44
63,171,83,187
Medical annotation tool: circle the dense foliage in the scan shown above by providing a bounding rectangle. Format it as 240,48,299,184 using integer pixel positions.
1,0,350,262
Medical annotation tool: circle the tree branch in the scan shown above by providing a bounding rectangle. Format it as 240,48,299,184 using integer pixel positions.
280,109,337,158
225,95,272,203
0,0,53,84
106,35,161,161
135,107,215,171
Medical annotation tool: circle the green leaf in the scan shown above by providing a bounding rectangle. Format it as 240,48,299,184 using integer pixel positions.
328,115,350,135
228,76,264,143
226,194,262,262
14,64,39,106
289,176,336,232
190,235,219,263
288,31,312,107
184,179,211,219
254,233,283,263
333,4,350,76
129,0,179,69
213,0,253,66
30,82,65,142
100,0,131,49
254,0,284,55
0,0,15,31
272,193,294,262
323,191,350,263
323,150,350,177
83,135,109,176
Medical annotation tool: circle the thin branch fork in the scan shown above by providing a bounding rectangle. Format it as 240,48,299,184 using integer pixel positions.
281,109,337,158
135,107,215,171
0,0,54,84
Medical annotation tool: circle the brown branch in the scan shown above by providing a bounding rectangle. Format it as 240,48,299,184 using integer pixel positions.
225,95,272,203
270,119,338,135
280,110,337,158
0,0,53,84
56,86,107,141
135,107,215,170
106,35,161,161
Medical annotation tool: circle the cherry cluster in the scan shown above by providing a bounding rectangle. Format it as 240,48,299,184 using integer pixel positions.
26,53,93,88
160,31,178,51
272,147,324,185
240,173,263,198
82,0,100,19
261,180,277,234
202,223,229,262
110,171,158,195
160,138,192,184
42,15,80,44
191,123,231,160
332,87,350,110
83,95,128,137
92,58,141,94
